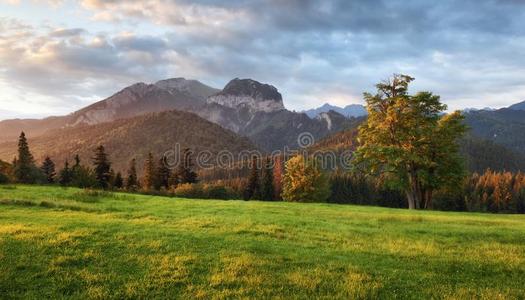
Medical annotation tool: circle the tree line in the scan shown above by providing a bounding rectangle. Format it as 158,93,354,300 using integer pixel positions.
1,132,199,192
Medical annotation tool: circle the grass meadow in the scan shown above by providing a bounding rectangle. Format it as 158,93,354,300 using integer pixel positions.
0,185,524,299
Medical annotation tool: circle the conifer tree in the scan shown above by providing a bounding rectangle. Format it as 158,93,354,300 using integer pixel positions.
273,156,284,200
40,156,56,184
244,156,260,200
156,156,171,190
92,145,111,189
59,160,72,186
126,159,139,190
143,152,157,190
260,157,275,201
174,148,197,185
14,132,39,183
114,172,124,189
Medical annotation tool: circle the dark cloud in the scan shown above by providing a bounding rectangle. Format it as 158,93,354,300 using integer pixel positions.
1,0,525,116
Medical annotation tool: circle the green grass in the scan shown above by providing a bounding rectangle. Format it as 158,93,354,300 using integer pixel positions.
0,185,524,299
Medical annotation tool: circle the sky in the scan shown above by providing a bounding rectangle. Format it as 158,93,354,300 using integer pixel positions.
1,0,525,120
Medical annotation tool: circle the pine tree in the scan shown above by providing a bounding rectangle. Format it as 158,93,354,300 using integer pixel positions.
114,172,124,189
156,156,171,190
244,156,260,200
126,159,139,190
260,157,275,201
14,132,39,183
143,152,157,190
40,156,56,184
92,145,111,189
59,160,72,186
174,148,197,185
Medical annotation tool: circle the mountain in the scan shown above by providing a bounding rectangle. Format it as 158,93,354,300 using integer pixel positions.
0,78,218,142
195,79,356,151
0,110,257,174
207,78,285,113
0,77,364,152
508,100,525,111
463,108,525,155
303,103,367,118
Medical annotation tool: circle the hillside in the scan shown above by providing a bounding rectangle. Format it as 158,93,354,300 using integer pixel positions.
312,119,525,172
0,185,523,298
464,108,525,155
0,110,257,173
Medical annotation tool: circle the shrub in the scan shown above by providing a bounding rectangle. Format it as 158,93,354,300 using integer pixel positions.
172,182,239,200
172,183,205,199
282,155,331,203
0,172,9,184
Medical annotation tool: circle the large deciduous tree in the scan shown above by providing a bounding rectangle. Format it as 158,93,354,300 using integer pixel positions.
353,75,467,209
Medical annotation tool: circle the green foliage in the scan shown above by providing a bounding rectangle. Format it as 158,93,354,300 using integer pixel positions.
113,172,124,189
92,145,111,189
282,155,331,203
14,132,42,184
40,156,56,184
58,160,72,186
156,156,171,190
353,75,467,209
173,148,198,186
126,159,139,191
0,159,12,184
328,172,406,208
243,156,260,200
171,183,237,200
260,157,275,201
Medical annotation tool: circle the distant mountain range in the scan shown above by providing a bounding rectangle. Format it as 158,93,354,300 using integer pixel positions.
302,103,367,118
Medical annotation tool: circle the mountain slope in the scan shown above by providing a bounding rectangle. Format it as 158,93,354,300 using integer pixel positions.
0,110,257,173
508,100,525,111
463,108,525,154
0,78,217,142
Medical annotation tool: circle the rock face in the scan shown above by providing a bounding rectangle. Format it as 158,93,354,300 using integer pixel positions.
207,78,285,114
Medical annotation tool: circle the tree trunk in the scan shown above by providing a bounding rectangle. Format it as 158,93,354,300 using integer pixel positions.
406,191,415,209
406,168,423,209
423,189,433,209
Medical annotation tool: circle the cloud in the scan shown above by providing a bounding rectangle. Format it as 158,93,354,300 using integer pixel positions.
1,0,525,118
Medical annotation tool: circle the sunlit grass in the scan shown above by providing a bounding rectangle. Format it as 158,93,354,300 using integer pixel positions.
0,185,524,298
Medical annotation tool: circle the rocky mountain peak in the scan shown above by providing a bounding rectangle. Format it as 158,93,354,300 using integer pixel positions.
207,78,285,113
155,77,219,100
